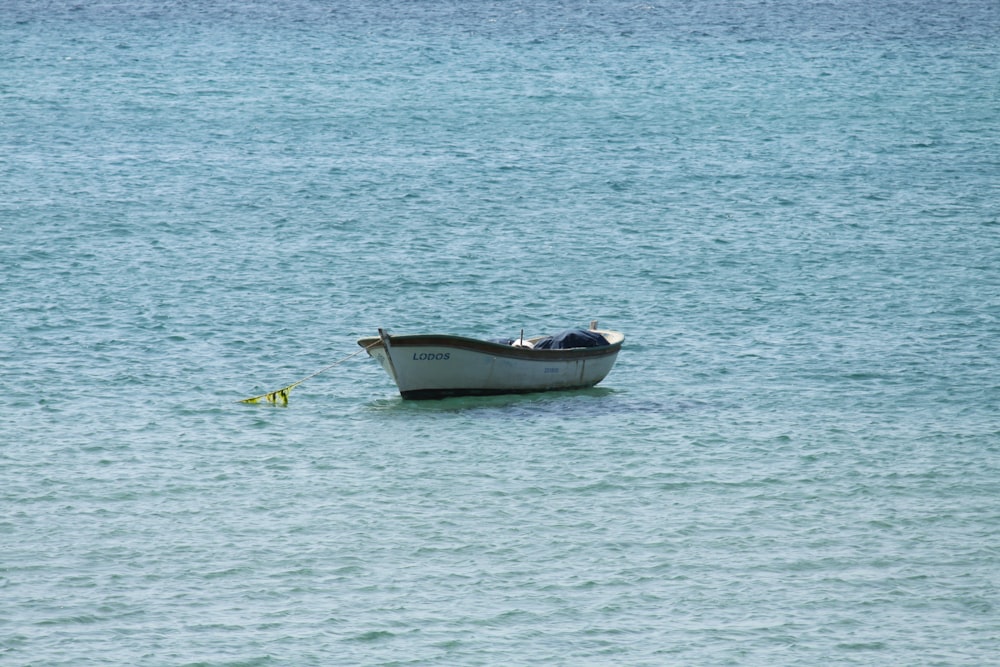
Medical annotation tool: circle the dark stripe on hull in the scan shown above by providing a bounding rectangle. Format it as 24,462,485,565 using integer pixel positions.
400,382,603,400
358,334,622,362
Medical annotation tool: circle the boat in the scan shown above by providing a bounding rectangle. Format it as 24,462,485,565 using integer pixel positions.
358,322,624,400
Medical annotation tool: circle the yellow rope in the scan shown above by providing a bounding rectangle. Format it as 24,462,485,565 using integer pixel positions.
240,340,380,406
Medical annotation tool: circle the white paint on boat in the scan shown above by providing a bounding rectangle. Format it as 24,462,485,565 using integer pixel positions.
358,328,624,399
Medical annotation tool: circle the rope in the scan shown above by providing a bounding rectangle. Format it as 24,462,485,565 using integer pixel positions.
240,339,381,406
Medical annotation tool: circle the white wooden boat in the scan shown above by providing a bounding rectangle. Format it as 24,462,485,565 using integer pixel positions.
358,323,624,399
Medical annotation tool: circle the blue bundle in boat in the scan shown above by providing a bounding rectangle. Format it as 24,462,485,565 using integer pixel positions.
532,329,609,350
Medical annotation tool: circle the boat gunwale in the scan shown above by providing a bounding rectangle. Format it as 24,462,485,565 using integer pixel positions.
357,331,623,362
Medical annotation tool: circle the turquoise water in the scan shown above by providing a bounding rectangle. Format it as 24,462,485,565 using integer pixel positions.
3,1,999,664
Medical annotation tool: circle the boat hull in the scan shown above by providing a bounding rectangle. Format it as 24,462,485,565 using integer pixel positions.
358,331,623,399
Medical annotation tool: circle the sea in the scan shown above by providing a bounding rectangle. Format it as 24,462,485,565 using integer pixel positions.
2,1,999,665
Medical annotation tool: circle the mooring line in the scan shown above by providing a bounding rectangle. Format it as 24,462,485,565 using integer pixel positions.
239,339,381,406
